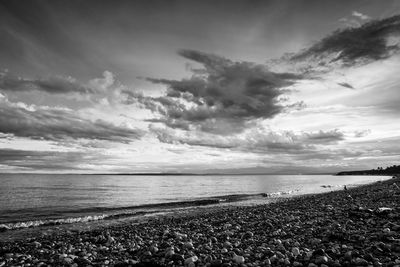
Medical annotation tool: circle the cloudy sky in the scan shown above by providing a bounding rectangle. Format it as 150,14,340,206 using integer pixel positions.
1,0,400,173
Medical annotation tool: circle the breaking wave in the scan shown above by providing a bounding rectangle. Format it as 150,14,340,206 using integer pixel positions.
0,190,298,232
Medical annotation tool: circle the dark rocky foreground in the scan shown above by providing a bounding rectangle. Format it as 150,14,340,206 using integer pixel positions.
1,177,400,267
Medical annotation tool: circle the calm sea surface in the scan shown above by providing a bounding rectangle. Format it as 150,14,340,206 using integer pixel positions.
0,174,390,229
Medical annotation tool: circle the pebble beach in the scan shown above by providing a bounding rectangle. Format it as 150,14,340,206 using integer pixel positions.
1,176,399,267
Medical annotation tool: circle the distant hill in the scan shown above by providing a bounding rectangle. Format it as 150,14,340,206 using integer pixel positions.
336,165,400,176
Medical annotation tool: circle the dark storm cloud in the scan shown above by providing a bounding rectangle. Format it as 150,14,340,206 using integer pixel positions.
0,98,144,142
291,15,400,66
143,50,303,133
0,71,93,94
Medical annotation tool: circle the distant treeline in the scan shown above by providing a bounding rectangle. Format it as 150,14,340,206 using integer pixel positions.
336,165,400,176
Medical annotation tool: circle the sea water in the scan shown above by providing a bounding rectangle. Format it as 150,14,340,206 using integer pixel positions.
0,174,390,229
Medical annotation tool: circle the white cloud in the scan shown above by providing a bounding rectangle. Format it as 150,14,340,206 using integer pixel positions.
352,11,371,20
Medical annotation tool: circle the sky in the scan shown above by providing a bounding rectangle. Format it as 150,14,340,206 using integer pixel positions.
1,0,400,173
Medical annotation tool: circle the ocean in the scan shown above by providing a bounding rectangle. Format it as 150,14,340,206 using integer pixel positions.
0,173,390,230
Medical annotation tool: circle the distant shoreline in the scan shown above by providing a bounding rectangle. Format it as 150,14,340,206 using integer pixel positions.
1,172,336,176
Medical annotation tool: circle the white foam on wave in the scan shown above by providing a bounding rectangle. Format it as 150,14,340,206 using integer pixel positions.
0,214,109,230
264,189,298,197
0,189,303,231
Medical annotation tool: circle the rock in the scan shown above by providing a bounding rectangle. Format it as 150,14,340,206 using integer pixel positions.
149,246,159,253
175,232,188,239
210,259,223,267
305,251,313,260
185,256,198,266
106,235,115,245
143,251,152,256
276,251,284,258
312,248,325,257
223,241,233,249
165,250,175,257
4,253,13,259
63,257,74,264
223,223,232,229
184,242,194,250
315,256,328,265
263,258,272,265
310,238,322,246
352,257,368,266
233,255,245,264
32,241,42,248
292,247,300,256
344,251,352,261
172,254,185,262
74,257,92,266
243,231,254,239
269,255,277,263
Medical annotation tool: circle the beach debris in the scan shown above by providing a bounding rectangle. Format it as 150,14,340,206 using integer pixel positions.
376,207,394,216
377,207,393,212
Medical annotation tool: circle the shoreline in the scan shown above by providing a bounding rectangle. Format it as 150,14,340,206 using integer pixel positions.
0,177,399,266
0,175,389,234
0,191,296,233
